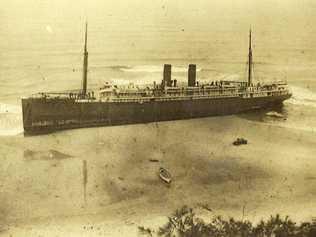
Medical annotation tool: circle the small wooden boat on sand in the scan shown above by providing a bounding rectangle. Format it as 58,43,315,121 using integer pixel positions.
159,167,172,184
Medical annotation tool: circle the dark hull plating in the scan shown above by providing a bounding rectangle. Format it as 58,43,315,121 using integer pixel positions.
22,95,291,135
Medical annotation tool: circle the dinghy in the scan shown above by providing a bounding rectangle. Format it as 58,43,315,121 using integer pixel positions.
159,167,172,184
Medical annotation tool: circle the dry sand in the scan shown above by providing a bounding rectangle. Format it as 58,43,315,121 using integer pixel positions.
0,114,315,236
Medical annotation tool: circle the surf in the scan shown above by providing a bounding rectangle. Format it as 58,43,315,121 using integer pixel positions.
118,65,202,73
286,86,316,108
0,103,23,136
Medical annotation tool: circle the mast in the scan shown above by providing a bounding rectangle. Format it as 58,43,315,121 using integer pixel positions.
248,28,252,86
82,22,88,96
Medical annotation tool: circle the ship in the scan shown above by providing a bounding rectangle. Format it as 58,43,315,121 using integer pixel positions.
21,24,292,135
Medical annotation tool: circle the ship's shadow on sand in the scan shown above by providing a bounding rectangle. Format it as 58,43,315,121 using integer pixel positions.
184,156,269,185
23,149,73,160
97,135,271,206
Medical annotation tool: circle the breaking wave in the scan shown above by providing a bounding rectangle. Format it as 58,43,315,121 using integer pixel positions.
118,65,201,73
108,78,154,86
0,103,23,136
0,103,22,114
107,65,131,70
286,86,316,108
108,75,189,86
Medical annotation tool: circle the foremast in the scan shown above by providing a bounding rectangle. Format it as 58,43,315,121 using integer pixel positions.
248,28,253,86
82,22,88,97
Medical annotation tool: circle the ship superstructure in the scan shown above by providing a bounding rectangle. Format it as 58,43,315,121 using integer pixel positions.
21,27,291,134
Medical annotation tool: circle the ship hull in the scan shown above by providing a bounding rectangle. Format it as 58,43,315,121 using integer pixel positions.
22,94,291,135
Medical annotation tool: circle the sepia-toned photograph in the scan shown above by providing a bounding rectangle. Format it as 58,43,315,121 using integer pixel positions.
1,0,316,236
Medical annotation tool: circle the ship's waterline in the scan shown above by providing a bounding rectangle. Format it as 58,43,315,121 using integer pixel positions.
22,93,291,134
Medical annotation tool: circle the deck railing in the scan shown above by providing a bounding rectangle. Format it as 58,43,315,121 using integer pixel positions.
107,89,290,103
29,86,290,103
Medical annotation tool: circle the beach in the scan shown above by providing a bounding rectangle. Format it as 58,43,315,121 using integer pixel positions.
0,111,316,236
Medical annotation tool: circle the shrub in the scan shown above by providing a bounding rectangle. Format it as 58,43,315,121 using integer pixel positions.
139,206,315,237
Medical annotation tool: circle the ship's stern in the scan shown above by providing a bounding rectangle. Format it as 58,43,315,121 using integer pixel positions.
21,98,33,133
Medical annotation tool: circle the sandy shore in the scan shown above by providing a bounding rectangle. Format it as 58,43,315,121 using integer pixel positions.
0,114,316,236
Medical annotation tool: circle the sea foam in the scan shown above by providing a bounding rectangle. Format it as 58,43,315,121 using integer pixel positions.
0,103,23,136
0,103,22,114
286,86,316,108
119,65,201,73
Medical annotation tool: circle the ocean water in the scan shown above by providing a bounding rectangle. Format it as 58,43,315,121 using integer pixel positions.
1,0,316,231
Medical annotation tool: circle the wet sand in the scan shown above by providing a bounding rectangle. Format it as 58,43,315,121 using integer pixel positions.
0,114,315,236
